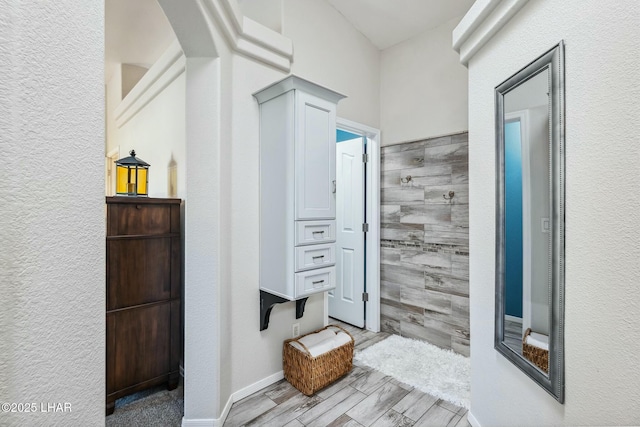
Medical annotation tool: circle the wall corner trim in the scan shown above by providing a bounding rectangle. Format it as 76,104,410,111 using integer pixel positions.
201,0,293,71
114,40,186,128
452,0,530,66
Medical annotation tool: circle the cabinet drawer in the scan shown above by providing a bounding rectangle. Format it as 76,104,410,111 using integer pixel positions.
295,243,335,272
295,266,336,298
107,202,180,236
295,220,336,245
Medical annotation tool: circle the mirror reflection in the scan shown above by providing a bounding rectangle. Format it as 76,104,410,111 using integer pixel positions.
503,70,550,372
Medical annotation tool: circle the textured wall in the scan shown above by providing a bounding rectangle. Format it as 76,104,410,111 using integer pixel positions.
380,17,468,146
0,1,105,425
380,133,469,356
465,0,640,425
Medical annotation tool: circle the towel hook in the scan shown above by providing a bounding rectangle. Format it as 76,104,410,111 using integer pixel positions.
443,191,455,200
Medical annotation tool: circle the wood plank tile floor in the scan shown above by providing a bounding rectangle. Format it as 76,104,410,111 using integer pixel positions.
224,320,470,427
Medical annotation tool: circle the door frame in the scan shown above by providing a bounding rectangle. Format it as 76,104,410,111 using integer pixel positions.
105,147,120,196
325,117,380,332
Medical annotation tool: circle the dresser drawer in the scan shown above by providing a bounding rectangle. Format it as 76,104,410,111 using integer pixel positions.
295,243,335,272
295,266,336,298
107,200,180,236
295,220,336,245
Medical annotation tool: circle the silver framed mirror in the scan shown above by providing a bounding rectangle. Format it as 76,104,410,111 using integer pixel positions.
495,41,565,402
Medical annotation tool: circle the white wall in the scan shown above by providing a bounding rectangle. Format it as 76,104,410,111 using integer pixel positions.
105,57,186,200
155,2,324,419
238,0,283,33
227,53,328,395
182,55,227,421
212,0,379,398
0,1,105,425
380,16,468,145
121,64,149,99
466,0,640,425
106,63,123,154
283,0,380,128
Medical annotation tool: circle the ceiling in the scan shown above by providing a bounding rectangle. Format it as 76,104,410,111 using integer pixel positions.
105,0,474,81
326,0,475,50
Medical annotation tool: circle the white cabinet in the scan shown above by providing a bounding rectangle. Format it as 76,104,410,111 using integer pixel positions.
254,75,345,301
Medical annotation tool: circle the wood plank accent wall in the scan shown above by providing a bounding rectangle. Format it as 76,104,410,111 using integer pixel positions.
380,132,470,356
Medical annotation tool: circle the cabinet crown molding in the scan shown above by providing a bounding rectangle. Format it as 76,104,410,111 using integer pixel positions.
253,75,346,105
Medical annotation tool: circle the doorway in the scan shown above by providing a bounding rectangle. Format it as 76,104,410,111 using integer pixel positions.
326,118,380,332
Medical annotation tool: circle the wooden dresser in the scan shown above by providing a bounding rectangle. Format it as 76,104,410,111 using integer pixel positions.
105,197,182,415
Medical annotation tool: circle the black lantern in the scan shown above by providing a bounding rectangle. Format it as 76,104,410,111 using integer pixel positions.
114,150,150,197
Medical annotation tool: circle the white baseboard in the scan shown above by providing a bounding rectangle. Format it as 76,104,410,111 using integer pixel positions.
181,398,230,427
182,371,284,427
181,418,215,427
180,395,232,427
215,395,233,427
231,371,284,402
468,410,481,427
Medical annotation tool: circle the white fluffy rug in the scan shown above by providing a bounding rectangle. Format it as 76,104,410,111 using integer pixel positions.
355,335,470,409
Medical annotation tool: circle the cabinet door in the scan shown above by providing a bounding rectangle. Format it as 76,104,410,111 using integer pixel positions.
295,91,336,220
106,302,171,394
107,237,172,310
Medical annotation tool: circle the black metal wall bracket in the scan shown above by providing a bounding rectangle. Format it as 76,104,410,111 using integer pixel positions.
260,290,309,331
296,297,308,319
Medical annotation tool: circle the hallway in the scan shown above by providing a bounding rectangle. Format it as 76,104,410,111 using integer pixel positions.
224,321,470,427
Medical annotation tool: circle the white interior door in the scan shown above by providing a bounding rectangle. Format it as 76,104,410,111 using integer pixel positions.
329,137,365,327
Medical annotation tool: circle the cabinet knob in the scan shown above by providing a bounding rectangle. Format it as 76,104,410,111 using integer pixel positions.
332,180,336,194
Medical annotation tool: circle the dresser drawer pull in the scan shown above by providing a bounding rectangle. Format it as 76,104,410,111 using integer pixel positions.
312,280,325,285
312,255,325,260
312,231,325,235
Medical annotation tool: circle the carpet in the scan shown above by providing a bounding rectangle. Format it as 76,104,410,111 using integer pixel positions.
106,385,183,427
354,334,470,409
